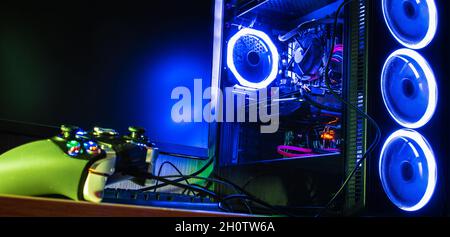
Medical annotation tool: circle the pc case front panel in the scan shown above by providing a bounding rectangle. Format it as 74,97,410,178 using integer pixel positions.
365,0,448,216
342,0,369,215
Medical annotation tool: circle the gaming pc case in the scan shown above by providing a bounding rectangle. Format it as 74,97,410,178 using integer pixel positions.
213,0,449,216
0,0,449,217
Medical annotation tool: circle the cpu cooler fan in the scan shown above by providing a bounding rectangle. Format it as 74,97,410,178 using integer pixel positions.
292,34,324,78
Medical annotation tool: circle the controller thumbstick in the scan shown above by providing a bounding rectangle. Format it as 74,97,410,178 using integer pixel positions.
128,126,146,140
92,127,119,138
61,125,81,139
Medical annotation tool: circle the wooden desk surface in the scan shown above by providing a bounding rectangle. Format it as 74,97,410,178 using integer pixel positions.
0,194,250,217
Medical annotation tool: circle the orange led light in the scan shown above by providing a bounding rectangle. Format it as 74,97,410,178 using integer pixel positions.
321,130,335,140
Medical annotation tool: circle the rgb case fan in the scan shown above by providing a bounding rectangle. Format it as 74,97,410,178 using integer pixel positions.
379,129,437,212
382,0,438,49
227,28,279,89
381,48,437,129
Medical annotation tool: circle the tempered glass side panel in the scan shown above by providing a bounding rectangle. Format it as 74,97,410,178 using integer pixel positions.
219,0,345,165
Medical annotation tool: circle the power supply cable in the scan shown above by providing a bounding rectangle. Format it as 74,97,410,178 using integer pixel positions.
315,0,382,217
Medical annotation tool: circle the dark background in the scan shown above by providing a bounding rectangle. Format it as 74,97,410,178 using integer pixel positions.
0,1,214,152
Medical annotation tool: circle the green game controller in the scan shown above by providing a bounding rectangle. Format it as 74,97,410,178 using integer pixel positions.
0,125,158,203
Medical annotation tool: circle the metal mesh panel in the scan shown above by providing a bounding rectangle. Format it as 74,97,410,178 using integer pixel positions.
344,0,368,215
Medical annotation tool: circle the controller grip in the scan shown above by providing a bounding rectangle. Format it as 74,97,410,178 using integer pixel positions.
0,139,89,201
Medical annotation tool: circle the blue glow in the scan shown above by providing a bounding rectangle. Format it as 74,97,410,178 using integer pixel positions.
381,48,437,129
227,28,279,89
382,0,437,49
379,129,437,212
142,51,211,153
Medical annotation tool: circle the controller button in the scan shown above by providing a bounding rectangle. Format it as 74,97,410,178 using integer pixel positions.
83,141,102,156
66,140,83,157
92,127,119,137
75,130,88,138
61,125,82,139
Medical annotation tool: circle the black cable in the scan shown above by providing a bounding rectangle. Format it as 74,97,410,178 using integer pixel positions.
141,175,235,193
141,174,254,214
214,174,295,217
242,176,258,191
279,18,345,42
143,173,280,215
315,0,382,217
243,88,340,113
220,194,288,216
126,171,220,200
153,161,194,195
303,92,342,112
136,156,215,192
